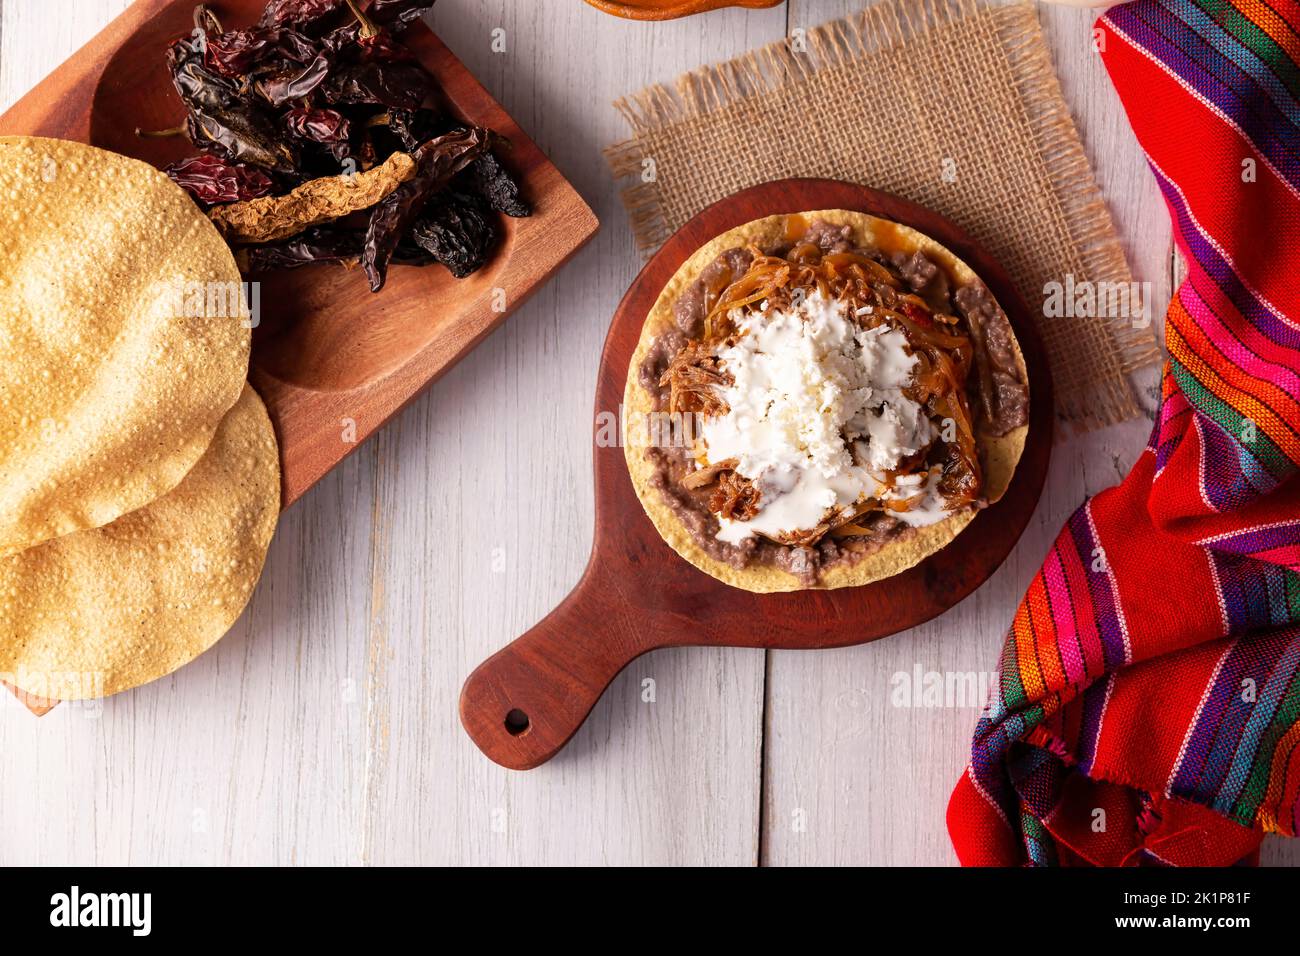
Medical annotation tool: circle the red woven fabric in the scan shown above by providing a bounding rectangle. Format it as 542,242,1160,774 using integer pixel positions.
947,0,1300,866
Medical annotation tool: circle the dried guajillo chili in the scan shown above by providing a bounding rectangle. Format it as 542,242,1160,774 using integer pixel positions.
283,107,352,146
147,0,529,289
166,154,276,206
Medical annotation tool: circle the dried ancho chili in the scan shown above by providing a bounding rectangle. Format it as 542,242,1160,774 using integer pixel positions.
259,0,346,30
361,126,489,291
146,0,529,290
408,191,497,279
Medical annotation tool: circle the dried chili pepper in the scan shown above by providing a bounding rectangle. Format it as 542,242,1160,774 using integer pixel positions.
361,127,490,291
203,27,317,78
409,191,497,278
378,117,528,219
369,0,437,31
463,150,530,218
166,154,276,206
157,0,522,290
203,31,273,77
257,53,333,106
167,32,299,174
284,107,352,144
321,0,431,45
240,223,437,272
239,225,362,271
187,106,299,176
257,0,345,31
299,2,438,109
210,148,419,243
167,35,244,113
321,59,431,110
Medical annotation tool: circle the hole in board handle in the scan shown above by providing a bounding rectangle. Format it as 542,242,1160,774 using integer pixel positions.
504,709,531,736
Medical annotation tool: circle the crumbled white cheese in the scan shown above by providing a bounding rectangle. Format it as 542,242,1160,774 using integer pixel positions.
700,290,945,543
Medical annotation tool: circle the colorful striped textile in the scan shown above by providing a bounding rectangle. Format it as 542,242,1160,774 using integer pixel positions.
947,0,1300,866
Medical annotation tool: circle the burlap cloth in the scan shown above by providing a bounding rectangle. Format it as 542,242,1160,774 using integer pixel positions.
604,0,1160,430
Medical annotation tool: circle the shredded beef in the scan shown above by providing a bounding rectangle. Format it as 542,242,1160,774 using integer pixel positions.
709,471,762,521
660,340,732,416
776,524,832,548
680,457,738,490
803,218,854,254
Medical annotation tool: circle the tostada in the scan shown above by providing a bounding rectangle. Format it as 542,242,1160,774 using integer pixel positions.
624,211,1030,592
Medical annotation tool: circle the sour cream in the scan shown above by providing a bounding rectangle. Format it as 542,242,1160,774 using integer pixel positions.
699,290,948,543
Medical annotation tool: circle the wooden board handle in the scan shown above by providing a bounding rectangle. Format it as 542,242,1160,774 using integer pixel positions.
459,568,642,770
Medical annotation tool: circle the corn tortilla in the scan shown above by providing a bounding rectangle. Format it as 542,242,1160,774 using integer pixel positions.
623,210,1030,593
0,137,251,557
0,386,280,700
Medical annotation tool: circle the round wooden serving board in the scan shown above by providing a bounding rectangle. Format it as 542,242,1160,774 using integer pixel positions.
583,0,783,21
460,178,1054,770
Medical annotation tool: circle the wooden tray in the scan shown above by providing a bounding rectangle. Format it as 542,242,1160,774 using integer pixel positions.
460,178,1053,770
0,0,598,716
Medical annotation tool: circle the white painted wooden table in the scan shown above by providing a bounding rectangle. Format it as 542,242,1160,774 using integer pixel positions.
0,0,1295,867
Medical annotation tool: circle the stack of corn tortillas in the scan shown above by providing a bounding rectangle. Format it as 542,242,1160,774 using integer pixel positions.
0,137,280,701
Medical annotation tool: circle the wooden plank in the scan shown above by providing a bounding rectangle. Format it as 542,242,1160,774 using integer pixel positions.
358,0,781,866
0,0,778,866
759,0,1172,866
